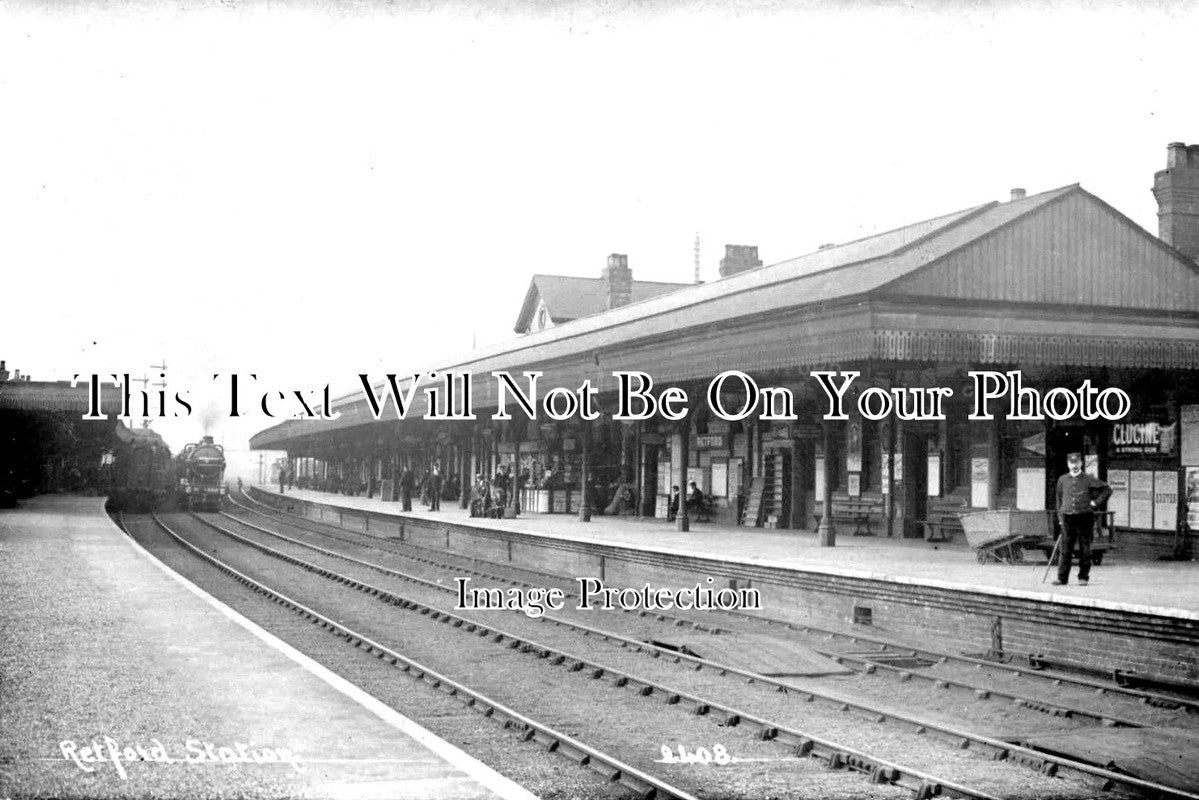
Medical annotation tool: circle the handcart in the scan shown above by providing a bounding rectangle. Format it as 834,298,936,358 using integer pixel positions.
959,509,1046,564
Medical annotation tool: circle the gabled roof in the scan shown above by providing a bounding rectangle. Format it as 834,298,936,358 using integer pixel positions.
253,183,1199,450
0,380,122,415
514,274,691,332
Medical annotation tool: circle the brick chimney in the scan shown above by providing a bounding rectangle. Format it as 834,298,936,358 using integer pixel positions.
1153,142,1199,261
719,244,762,278
602,253,633,310
0,361,7,381
1010,188,1026,201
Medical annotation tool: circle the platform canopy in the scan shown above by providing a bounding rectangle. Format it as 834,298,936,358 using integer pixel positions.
252,184,1199,452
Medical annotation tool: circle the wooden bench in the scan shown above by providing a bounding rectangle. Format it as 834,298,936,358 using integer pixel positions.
686,496,714,523
816,498,881,536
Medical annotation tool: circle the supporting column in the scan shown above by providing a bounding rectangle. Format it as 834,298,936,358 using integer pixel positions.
886,418,897,537
513,434,522,513
987,416,1000,510
460,434,471,510
634,420,644,520
817,420,836,546
900,424,928,538
578,423,592,522
677,419,690,532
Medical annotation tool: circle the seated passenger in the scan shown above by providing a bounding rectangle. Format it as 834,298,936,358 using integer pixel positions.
604,481,635,516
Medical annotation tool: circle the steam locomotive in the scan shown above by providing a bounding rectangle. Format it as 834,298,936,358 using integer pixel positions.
176,435,226,511
104,424,175,512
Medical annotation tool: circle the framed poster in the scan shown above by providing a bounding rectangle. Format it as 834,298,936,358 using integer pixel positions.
710,461,729,498
927,454,941,497
727,458,744,499
880,453,889,494
1129,470,1154,529
846,420,862,473
814,455,825,499
1187,467,1199,530
1016,467,1045,511
971,457,989,508
1183,405,1199,466
847,472,861,497
1154,471,1178,532
1108,469,1130,528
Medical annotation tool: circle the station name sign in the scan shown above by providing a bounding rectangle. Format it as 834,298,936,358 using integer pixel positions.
73,368,1132,424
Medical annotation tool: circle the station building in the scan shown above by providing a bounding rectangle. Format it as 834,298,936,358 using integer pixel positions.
251,144,1199,558
0,365,130,502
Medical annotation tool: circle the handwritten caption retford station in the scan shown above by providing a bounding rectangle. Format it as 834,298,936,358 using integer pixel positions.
59,738,305,780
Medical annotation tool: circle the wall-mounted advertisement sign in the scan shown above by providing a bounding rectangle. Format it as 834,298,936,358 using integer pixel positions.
1183,406,1199,466
1154,471,1178,532
1016,467,1045,511
1108,469,1130,528
1187,467,1199,530
846,420,863,473
1128,470,1154,529
971,457,989,508
1110,420,1176,457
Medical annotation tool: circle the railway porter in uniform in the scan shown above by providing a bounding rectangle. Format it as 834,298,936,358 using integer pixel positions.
1054,452,1111,586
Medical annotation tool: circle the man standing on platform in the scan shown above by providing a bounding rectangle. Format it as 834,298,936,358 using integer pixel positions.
399,466,414,511
430,464,442,511
1053,452,1111,586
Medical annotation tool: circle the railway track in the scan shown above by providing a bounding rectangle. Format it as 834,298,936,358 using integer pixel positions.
229,492,1197,729
119,512,692,800
140,511,1021,799
168,505,1199,799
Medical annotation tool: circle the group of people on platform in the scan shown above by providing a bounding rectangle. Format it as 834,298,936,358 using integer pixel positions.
666,481,709,522
471,465,527,518
396,464,461,512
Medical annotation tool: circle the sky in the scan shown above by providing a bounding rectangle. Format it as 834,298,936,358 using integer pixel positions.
2,0,1197,457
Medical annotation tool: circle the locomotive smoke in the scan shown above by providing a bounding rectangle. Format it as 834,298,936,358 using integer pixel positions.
199,401,222,436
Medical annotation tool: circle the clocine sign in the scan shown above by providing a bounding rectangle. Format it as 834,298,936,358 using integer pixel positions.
1110,420,1177,457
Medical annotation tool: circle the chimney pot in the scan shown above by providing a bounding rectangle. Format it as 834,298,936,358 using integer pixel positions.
1153,141,1199,262
719,244,763,278
1010,188,1026,201
601,253,633,310
1168,142,1188,168
818,243,837,250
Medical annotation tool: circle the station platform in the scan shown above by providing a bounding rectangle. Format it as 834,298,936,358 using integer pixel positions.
257,485,1199,620
0,494,535,800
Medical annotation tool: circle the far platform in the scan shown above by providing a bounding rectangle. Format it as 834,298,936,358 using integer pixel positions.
0,495,535,800
254,484,1199,620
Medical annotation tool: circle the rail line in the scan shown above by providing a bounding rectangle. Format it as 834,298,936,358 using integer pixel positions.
237,488,1199,715
125,513,700,800
162,511,1016,800
192,508,1198,800
225,494,1174,729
